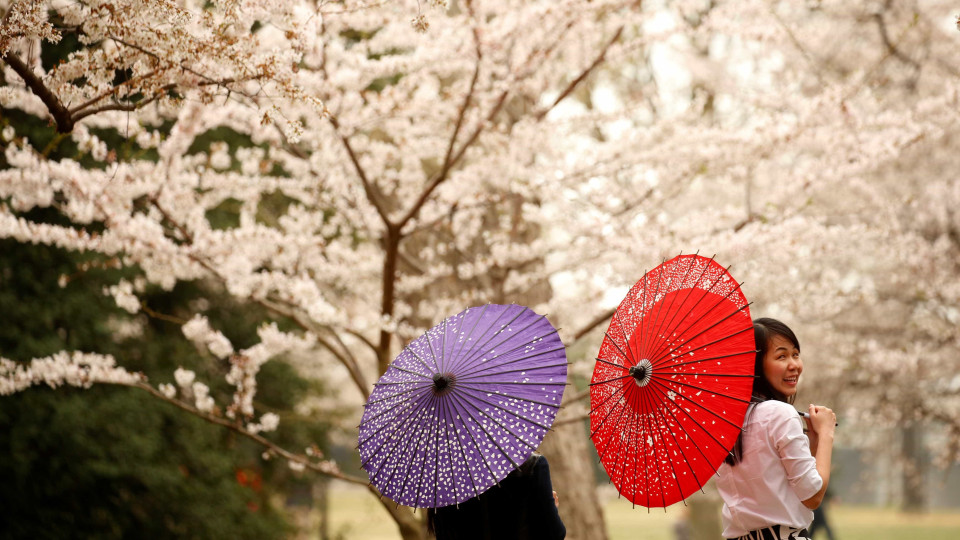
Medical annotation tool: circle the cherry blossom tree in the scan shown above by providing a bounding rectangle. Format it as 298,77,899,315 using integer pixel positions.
542,0,960,514
1,0,635,536
2,0,959,537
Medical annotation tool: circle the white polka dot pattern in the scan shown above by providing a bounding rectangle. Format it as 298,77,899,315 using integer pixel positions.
589,254,755,508
358,304,567,508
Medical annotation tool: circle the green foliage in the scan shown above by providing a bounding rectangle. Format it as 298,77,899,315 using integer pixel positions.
0,28,333,534
205,197,244,230
185,126,258,156
256,190,298,228
366,73,405,93
0,388,285,540
0,213,329,538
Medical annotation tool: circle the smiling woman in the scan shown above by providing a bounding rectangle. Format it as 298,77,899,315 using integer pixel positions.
761,329,803,396
715,318,837,540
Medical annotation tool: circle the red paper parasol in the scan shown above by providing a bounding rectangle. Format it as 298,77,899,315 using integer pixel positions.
589,254,755,508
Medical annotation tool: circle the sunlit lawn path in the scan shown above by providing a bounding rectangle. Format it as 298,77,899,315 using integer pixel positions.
327,482,960,539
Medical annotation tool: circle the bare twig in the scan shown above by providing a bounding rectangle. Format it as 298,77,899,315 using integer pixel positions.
535,26,625,120
553,412,590,427
572,308,616,343
139,302,190,325
873,2,920,70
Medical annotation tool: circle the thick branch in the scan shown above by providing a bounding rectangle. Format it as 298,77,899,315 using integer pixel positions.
397,30,483,230
328,113,393,227
377,226,401,375
2,50,74,132
2,37,252,135
372,27,489,375
367,485,424,539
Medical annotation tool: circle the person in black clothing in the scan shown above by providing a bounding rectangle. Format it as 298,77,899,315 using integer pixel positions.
427,453,566,539
808,488,837,540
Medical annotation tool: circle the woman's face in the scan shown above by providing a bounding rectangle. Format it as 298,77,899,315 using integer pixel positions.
761,334,803,397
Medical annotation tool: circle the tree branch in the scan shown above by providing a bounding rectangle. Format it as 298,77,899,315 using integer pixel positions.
571,308,616,343
108,35,260,97
553,411,590,427
344,328,379,357
135,381,368,485
1,35,256,135
323,325,372,396
397,25,484,230
874,2,920,71
148,198,372,399
254,297,371,401
68,68,161,115
327,113,394,227
1,50,74,133
535,25,624,121
72,85,173,123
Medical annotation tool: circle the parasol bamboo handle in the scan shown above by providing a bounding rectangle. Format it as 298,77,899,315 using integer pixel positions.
798,410,839,426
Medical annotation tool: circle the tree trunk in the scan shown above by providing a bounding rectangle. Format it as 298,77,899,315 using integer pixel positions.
541,403,608,540
901,420,926,512
370,485,426,540
688,480,722,540
316,479,330,540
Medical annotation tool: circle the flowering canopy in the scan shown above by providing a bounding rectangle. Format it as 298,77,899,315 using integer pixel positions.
2,0,959,532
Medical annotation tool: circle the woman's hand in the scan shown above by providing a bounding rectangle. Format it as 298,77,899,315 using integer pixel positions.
553,491,559,508
802,404,837,510
807,404,836,438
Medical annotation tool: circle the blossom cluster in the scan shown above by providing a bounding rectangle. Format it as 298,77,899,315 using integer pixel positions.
2,0,958,488
0,352,143,395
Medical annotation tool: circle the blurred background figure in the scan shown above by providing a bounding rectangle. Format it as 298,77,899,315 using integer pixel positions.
809,489,837,540
672,506,692,540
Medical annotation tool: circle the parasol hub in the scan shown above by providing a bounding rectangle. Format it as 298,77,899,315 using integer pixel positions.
431,372,457,395
629,359,653,387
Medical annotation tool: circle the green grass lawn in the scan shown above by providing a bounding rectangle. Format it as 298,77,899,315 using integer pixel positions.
825,505,960,540
603,498,960,540
326,482,960,539
603,495,677,540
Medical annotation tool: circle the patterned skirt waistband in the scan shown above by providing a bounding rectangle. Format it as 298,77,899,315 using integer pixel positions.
726,525,809,540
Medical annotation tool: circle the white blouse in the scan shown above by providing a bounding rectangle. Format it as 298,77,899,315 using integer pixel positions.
717,400,823,538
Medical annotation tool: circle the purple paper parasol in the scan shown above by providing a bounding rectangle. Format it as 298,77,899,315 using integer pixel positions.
357,304,568,508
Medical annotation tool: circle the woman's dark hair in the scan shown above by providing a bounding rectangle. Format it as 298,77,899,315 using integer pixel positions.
724,318,800,466
426,453,541,534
